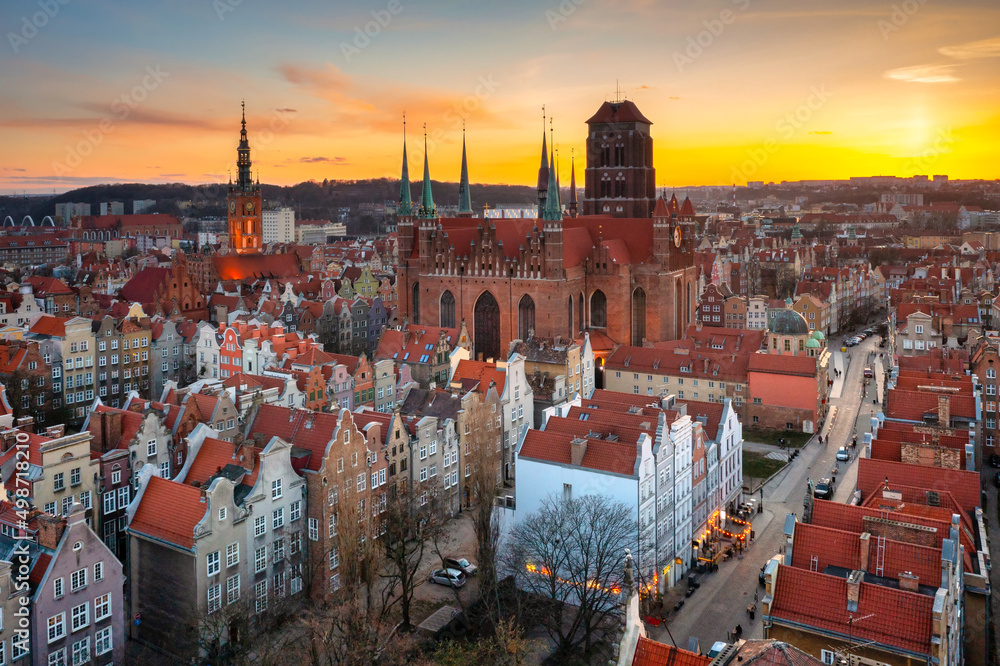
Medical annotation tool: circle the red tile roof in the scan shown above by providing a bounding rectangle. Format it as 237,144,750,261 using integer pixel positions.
633,637,712,666
247,404,344,471
129,476,206,549
518,429,638,476
28,315,68,337
585,99,652,125
747,353,817,377
857,458,980,514
452,359,506,396
770,564,933,656
186,437,245,486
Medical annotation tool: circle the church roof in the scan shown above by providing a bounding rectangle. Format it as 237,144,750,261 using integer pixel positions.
213,253,301,281
585,100,652,125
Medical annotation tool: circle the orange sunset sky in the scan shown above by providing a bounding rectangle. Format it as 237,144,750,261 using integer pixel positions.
1,0,998,195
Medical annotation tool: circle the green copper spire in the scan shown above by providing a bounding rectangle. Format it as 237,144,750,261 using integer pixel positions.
542,137,562,221
457,126,472,215
398,115,413,216
418,125,436,219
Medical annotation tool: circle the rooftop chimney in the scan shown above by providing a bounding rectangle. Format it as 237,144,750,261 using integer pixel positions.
898,571,920,592
570,437,588,466
36,513,67,550
846,570,864,612
937,395,950,427
858,532,871,572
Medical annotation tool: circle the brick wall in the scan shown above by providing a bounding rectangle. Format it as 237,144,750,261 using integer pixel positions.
900,443,961,470
862,516,939,548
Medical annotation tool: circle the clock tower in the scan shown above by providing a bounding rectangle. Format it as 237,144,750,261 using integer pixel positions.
228,101,262,253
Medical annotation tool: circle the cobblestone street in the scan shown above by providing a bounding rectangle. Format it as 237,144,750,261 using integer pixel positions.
649,327,888,651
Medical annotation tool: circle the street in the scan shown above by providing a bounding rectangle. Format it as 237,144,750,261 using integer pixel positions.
649,326,889,650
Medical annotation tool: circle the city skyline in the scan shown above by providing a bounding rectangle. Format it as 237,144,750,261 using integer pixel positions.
1,0,999,195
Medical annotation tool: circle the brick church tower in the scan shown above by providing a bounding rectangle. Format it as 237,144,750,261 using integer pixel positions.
583,99,656,218
227,102,262,253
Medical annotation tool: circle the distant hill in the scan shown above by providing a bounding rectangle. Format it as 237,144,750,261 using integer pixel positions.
1,179,542,226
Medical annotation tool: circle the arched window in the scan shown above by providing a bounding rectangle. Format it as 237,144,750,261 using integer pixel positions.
518,294,535,341
578,293,585,333
411,282,420,325
440,290,455,329
631,287,646,345
590,290,607,328
567,297,574,339
474,291,500,361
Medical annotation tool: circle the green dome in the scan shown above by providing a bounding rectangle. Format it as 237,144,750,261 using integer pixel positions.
811,330,825,340
805,338,821,348
769,309,810,336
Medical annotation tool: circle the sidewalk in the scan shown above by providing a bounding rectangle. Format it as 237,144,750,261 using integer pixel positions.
829,351,847,400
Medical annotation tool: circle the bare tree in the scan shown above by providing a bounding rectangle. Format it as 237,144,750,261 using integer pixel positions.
502,494,639,661
462,396,504,611
380,482,448,631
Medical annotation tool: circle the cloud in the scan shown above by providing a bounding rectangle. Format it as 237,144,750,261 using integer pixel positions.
884,65,959,83
298,156,349,164
275,108,298,113
939,37,1000,60
3,168,27,172
668,96,680,100
810,131,833,135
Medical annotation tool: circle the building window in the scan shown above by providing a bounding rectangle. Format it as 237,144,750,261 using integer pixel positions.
208,584,221,613
71,602,89,632
207,551,221,576
70,568,87,591
254,515,266,537
226,542,239,568
95,627,112,656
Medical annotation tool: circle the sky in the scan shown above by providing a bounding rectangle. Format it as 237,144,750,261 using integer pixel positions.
1,0,999,195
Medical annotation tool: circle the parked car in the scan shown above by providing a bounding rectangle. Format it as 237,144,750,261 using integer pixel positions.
863,367,874,378
814,478,834,500
989,454,1000,468
443,557,478,577
836,447,850,461
429,568,467,589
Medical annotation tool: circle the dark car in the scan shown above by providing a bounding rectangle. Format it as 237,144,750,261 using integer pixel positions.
443,557,478,577
814,478,834,500
990,454,1000,469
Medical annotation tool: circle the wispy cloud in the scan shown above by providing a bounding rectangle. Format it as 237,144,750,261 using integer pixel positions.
810,131,833,135
884,64,959,83
939,36,1000,59
298,156,348,164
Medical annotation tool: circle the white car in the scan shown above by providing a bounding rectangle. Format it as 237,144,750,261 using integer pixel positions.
429,568,466,589
836,447,850,461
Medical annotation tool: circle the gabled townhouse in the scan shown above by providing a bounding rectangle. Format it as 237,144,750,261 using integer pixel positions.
510,334,596,425
27,315,96,424
397,388,464,514
0,425,98,525
513,390,697,590
451,352,534,482
179,424,308,615
372,357,397,412
246,406,385,603
376,324,467,389
127,465,251,661
83,403,174,561
29,503,125,665
149,317,183,398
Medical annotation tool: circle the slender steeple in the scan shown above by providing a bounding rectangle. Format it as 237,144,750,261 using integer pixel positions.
398,114,413,216
537,105,548,213
568,149,578,218
542,128,561,222
417,125,436,219
236,100,253,191
457,124,472,216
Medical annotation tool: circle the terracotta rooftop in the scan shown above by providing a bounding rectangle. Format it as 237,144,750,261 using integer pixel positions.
632,637,711,666
857,458,980,514
769,564,933,656
129,476,206,550
518,429,638,476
